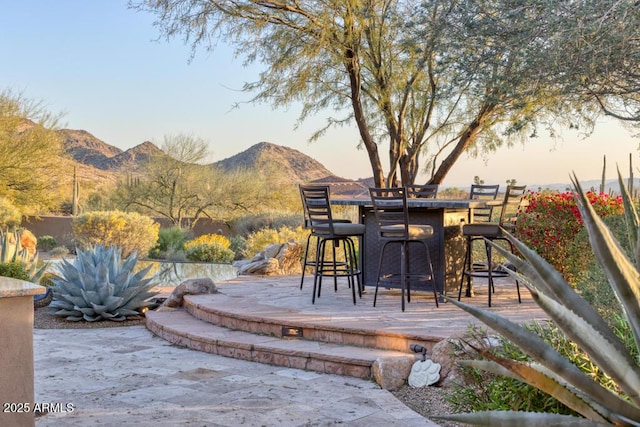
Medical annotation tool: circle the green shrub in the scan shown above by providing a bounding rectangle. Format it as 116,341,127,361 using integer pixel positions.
231,211,303,237
149,226,191,259
37,235,57,252
0,261,31,281
229,235,247,260
184,243,234,263
243,225,308,258
448,323,618,416
48,246,69,259
72,211,160,257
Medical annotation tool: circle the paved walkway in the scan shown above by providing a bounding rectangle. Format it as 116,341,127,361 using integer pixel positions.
33,274,545,426
34,326,437,427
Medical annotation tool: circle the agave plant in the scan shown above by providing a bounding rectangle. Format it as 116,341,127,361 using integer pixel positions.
49,244,158,322
0,229,47,282
437,171,640,426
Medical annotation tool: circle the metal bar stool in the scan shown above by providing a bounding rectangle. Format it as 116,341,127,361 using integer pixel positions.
299,185,365,305
368,187,439,311
458,185,527,306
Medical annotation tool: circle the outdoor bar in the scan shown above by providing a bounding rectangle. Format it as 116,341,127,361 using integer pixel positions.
332,197,502,296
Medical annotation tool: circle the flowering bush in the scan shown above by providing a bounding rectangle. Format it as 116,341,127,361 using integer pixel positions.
184,233,231,251
514,190,623,284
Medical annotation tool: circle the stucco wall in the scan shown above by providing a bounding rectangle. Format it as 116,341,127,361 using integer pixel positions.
21,216,231,249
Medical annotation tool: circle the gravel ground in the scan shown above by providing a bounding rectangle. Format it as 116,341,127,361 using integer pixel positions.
34,305,465,426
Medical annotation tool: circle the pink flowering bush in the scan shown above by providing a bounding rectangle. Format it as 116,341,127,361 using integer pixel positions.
514,190,623,284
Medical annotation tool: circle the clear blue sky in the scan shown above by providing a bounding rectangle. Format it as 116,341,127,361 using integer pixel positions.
2,0,638,188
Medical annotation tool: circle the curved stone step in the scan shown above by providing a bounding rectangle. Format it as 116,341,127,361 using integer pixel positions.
183,293,440,353
146,309,414,387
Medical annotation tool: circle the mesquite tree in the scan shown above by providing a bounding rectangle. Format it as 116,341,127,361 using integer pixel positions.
131,0,640,186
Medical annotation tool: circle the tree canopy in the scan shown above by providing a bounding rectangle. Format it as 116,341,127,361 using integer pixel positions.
0,89,65,213
131,0,640,186
115,133,298,227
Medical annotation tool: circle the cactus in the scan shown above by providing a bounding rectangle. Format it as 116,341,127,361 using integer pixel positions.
0,229,46,283
49,245,158,322
437,171,640,426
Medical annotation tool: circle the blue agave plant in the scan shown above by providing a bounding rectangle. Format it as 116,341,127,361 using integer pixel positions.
438,172,640,426
50,244,158,322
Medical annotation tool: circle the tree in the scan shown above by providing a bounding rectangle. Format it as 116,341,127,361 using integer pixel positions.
0,89,65,212
131,0,640,187
115,133,285,227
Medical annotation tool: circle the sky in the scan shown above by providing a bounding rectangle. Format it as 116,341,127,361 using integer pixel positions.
2,0,638,188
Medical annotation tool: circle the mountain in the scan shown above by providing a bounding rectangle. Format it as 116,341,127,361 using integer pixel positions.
212,141,334,182
57,131,367,194
59,129,161,172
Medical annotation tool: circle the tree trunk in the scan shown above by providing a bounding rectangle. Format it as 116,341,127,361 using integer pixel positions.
429,104,496,185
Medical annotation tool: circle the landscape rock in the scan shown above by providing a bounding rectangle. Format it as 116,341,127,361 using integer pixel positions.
233,241,303,276
158,278,218,310
372,356,415,391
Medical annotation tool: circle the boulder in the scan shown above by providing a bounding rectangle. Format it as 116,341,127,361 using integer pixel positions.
158,278,218,310
233,241,303,276
372,356,415,391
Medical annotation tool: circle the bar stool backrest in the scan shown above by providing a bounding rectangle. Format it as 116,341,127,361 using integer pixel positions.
499,185,527,231
469,184,500,223
299,185,337,237
405,184,439,199
368,187,410,240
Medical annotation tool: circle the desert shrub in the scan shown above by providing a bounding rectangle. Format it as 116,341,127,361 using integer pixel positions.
448,323,618,415
0,261,32,281
574,214,630,325
184,233,231,250
149,226,191,259
231,211,303,237
229,235,247,260
243,225,308,258
0,197,22,231
37,235,57,252
72,211,160,257
514,190,623,284
48,246,69,259
184,242,235,263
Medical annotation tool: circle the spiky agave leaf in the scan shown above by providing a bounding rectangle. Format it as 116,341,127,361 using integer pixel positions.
434,410,611,426
444,296,640,423
571,174,640,360
443,175,640,425
50,244,158,322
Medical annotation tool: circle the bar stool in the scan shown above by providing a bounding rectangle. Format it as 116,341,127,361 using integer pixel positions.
458,185,527,306
299,185,365,304
405,184,439,199
299,189,351,291
369,187,439,311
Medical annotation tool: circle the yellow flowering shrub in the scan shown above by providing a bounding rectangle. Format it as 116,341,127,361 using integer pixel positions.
73,211,159,257
183,233,231,251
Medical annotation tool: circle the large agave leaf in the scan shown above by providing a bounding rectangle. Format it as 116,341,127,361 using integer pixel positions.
488,237,634,372
617,169,640,265
444,297,640,423
434,410,611,426
461,356,610,422
572,175,640,357
528,282,640,406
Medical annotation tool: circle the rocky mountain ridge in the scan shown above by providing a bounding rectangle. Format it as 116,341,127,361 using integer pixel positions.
57,128,366,193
